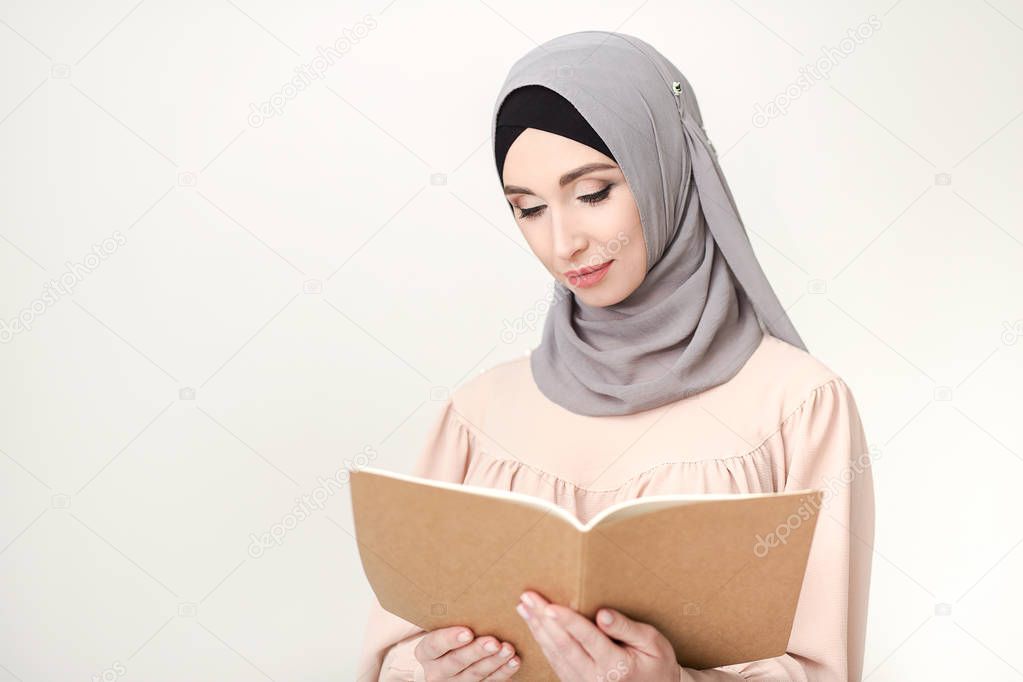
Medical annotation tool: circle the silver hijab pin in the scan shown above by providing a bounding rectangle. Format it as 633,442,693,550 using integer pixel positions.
671,81,682,95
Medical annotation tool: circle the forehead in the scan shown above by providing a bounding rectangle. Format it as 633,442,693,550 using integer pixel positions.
502,129,619,186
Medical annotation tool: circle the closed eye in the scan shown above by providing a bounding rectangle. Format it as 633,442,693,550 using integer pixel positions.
580,183,613,204
515,183,615,221
519,204,545,220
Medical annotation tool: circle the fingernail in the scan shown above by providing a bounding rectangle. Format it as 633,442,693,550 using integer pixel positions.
508,658,520,668
499,645,512,657
516,602,531,620
483,640,499,653
520,592,536,608
457,630,472,643
598,610,613,625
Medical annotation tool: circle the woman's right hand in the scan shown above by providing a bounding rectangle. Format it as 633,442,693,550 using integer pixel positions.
413,626,520,680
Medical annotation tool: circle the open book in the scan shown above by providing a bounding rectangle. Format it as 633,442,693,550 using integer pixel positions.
350,466,822,681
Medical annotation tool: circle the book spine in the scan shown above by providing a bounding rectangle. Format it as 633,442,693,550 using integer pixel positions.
574,531,589,613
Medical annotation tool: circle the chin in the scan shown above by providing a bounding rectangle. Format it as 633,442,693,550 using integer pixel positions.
572,284,631,307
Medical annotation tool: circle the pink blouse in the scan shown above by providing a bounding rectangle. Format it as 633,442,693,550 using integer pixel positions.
355,333,875,681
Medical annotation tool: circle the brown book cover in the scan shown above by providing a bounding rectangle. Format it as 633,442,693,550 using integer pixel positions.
350,466,822,681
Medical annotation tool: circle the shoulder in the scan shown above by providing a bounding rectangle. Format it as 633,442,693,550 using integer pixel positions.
693,333,857,435
757,333,841,386
448,353,532,426
746,334,856,422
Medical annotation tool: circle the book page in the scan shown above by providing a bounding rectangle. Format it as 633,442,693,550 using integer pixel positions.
350,469,582,681
579,491,822,668
585,488,819,528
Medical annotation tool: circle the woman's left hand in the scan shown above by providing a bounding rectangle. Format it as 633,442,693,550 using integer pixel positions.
516,589,681,681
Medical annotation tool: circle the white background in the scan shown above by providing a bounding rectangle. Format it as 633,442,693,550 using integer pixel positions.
1,1,1021,680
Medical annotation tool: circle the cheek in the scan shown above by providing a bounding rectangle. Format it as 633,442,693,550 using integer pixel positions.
598,196,643,253
606,198,646,279
519,224,555,267
616,193,644,250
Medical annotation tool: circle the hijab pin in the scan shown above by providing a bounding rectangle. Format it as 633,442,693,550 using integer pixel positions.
671,81,682,95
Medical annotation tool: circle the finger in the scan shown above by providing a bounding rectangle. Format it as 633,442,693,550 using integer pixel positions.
415,626,474,662
517,598,561,657
420,633,498,679
594,607,663,655
520,592,593,673
519,601,575,680
482,653,522,680
453,641,517,681
444,636,509,677
543,602,625,664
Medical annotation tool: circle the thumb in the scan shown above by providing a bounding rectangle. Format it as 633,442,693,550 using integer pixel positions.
595,608,659,654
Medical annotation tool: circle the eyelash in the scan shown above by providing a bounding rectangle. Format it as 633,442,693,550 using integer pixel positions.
517,183,614,221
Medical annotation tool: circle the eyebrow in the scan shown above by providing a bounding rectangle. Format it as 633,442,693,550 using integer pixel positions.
503,162,618,196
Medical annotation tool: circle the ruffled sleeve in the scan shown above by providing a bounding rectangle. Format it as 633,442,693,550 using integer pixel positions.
355,396,473,682
682,377,875,681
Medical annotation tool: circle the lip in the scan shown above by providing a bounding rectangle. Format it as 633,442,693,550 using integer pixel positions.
564,259,614,288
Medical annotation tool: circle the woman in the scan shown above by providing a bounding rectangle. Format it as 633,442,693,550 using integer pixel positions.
357,30,874,681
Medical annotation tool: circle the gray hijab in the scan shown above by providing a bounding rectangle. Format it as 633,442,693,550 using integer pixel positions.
491,31,807,417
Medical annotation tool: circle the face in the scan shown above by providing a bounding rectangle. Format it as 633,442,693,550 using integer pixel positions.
502,128,646,307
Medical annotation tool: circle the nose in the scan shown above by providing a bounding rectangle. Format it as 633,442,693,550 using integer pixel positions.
550,205,587,264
